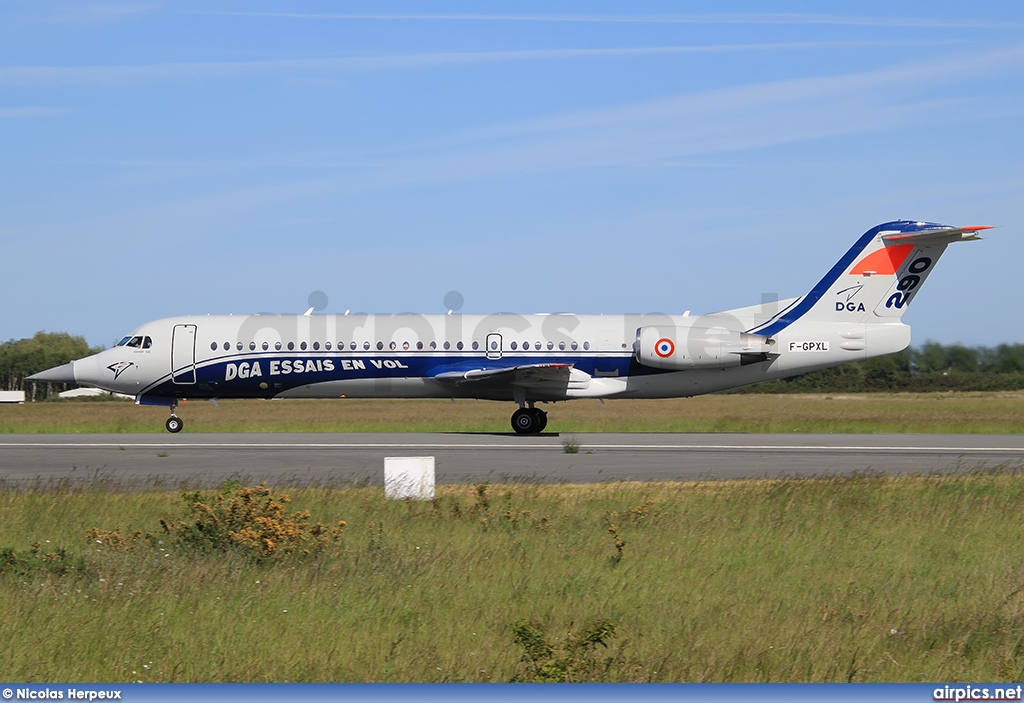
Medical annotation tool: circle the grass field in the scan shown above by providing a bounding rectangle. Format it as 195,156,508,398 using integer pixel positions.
2,474,1024,682
2,391,1024,433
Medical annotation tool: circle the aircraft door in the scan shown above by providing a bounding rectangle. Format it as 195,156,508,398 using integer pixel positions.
486,333,502,360
171,324,197,384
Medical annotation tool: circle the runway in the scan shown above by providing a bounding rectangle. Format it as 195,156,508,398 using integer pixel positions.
1,433,1023,489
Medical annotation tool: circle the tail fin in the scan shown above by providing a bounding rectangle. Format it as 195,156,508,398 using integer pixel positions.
749,221,989,336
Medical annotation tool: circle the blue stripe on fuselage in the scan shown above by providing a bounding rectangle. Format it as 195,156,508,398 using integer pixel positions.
140,352,662,400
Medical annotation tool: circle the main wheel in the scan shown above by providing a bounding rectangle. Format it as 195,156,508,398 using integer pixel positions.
534,409,548,433
511,408,539,434
165,416,184,433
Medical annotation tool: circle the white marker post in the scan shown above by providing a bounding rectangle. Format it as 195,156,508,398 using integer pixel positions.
384,456,436,501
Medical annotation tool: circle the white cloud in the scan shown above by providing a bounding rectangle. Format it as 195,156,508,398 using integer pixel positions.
0,107,66,118
0,40,960,86
345,46,1024,187
198,11,1024,31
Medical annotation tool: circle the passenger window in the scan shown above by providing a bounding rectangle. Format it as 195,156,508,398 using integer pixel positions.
443,341,450,350
571,341,578,350
583,341,591,350
559,341,566,350
300,342,308,351
287,342,295,351
223,342,230,351
522,342,530,350
472,341,479,350
457,341,464,350
416,341,423,350
275,342,282,351
325,342,332,350
547,341,553,350
389,341,396,350
236,342,244,351
363,342,370,350
262,342,269,351
351,342,358,351
313,342,320,351
210,342,217,351
377,342,384,351
249,342,256,351
429,341,436,350
510,341,518,350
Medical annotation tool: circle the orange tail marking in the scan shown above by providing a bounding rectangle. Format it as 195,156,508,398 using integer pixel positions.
850,243,915,276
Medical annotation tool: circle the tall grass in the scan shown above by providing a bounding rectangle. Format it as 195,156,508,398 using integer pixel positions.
2,474,1024,681
3,392,1024,433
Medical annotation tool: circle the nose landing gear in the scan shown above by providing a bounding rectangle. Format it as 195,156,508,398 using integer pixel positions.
165,406,184,433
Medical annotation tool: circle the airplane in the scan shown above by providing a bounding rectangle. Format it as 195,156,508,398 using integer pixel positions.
29,220,989,434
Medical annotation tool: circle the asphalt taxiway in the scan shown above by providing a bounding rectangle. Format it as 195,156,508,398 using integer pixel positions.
0,433,1022,488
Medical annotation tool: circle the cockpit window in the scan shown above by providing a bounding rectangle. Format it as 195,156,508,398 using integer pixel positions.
117,335,152,349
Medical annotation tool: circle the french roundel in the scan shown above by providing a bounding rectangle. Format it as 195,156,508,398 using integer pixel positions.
654,338,675,358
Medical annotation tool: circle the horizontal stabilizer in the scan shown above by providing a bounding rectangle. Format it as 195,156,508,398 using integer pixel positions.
881,225,993,244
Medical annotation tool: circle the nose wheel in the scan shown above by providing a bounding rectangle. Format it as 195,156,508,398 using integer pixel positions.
511,407,547,434
165,414,184,433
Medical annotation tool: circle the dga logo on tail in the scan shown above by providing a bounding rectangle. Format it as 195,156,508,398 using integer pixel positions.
835,284,865,312
654,338,675,358
106,361,135,379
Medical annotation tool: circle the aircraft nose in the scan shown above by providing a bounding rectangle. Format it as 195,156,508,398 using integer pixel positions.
27,362,77,384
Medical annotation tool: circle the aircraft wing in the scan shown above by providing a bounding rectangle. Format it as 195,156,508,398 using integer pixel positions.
433,363,590,391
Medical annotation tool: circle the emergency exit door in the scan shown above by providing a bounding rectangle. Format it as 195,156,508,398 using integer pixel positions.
171,324,197,384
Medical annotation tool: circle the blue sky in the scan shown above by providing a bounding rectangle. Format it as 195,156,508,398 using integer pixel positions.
2,1,1022,348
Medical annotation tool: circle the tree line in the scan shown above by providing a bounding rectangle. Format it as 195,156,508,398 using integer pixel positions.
0,332,103,399
737,342,1024,393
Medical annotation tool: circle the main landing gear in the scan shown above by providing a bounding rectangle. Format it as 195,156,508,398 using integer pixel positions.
511,406,547,435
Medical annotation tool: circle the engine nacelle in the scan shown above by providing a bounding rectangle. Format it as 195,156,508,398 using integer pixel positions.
635,325,773,370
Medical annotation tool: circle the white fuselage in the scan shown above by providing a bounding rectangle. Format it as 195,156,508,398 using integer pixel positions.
69,309,909,405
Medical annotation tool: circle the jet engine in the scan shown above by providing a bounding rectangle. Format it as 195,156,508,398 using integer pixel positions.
635,325,773,370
